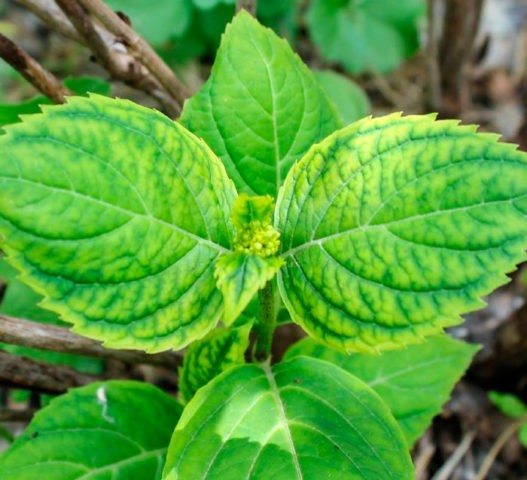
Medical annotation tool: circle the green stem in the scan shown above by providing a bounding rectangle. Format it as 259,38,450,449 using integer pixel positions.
254,281,276,361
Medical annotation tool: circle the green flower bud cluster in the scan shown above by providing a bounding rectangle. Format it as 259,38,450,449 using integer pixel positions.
234,220,281,257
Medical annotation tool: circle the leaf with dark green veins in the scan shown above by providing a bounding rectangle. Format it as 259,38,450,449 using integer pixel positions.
313,70,370,125
215,253,282,325
0,381,183,479
307,0,425,74
164,356,413,479
180,11,339,197
179,323,251,403
489,391,527,419
284,335,479,446
277,113,527,353
0,76,110,127
0,257,103,375
0,95,237,352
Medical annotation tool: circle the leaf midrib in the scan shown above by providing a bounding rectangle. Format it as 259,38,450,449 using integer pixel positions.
0,176,230,254
281,194,527,258
262,363,304,479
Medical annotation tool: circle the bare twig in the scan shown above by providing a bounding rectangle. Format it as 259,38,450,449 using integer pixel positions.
415,430,436,480
0,350,97,393
236,0,257,16
431,429,477,480
15,0,83,43
437,0,484,117
77,0,191,108
0,315,183,370
426,0,442,111
0,408,36,422
0,33,71,103
474,416,527,480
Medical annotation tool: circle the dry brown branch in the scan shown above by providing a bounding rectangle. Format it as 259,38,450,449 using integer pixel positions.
426,0,442,111
236,0,257,16
437,0,484,117
431,429,477,480
0,315,183,370
0,350,97,393
77,0,191,108
0,33,71,103
15,0,83,43
474,415,527,480
0,408,36,422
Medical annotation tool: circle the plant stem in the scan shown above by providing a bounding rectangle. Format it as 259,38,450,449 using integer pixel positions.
0,350,97,393
0,33,71,103
431,429,476,480
0,315,182,369
254,281,276,361
474,415,527,480
236,0,257,16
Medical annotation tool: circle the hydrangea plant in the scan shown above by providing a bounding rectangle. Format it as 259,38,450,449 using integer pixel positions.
0,11,526,480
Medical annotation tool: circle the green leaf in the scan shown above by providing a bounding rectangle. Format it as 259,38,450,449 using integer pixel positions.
0,256,59,324
0,257,103,375
178,322,251,403
313,70,370,125
105,0,192,44
194,0,234,9
276,113,527,353
307,0,425,74
284,335,479,446
0,95,237,352
489,391,527,419
215,253,283,325
0,76,110,127
0,381,183,479
520,424,527,447
181,11,339,197
164,357,413,479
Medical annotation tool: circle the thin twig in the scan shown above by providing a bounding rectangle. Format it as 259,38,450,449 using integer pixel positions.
474,416,527,480
236,0,257,15
415,430,436,480
0,33,71,103
0,315,182,370
426,0,442,110
15,0,83,43
0,408,36,422
0,350,97,393
77,0,191,109
431,429,477,480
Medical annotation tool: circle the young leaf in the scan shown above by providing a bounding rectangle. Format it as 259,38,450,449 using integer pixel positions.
0,381,183,479
284,335,479,446
489,392,527,448
215,253,282,325
313,70,371,125
307,0,425,74
164,357,413,479
180,11,339,197
276,114,527,353
178,322,251,403
0,95,237,352
215,194,283,323
489,391,527,419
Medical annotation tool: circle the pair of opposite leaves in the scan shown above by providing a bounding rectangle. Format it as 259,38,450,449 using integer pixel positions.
0,12,527,356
